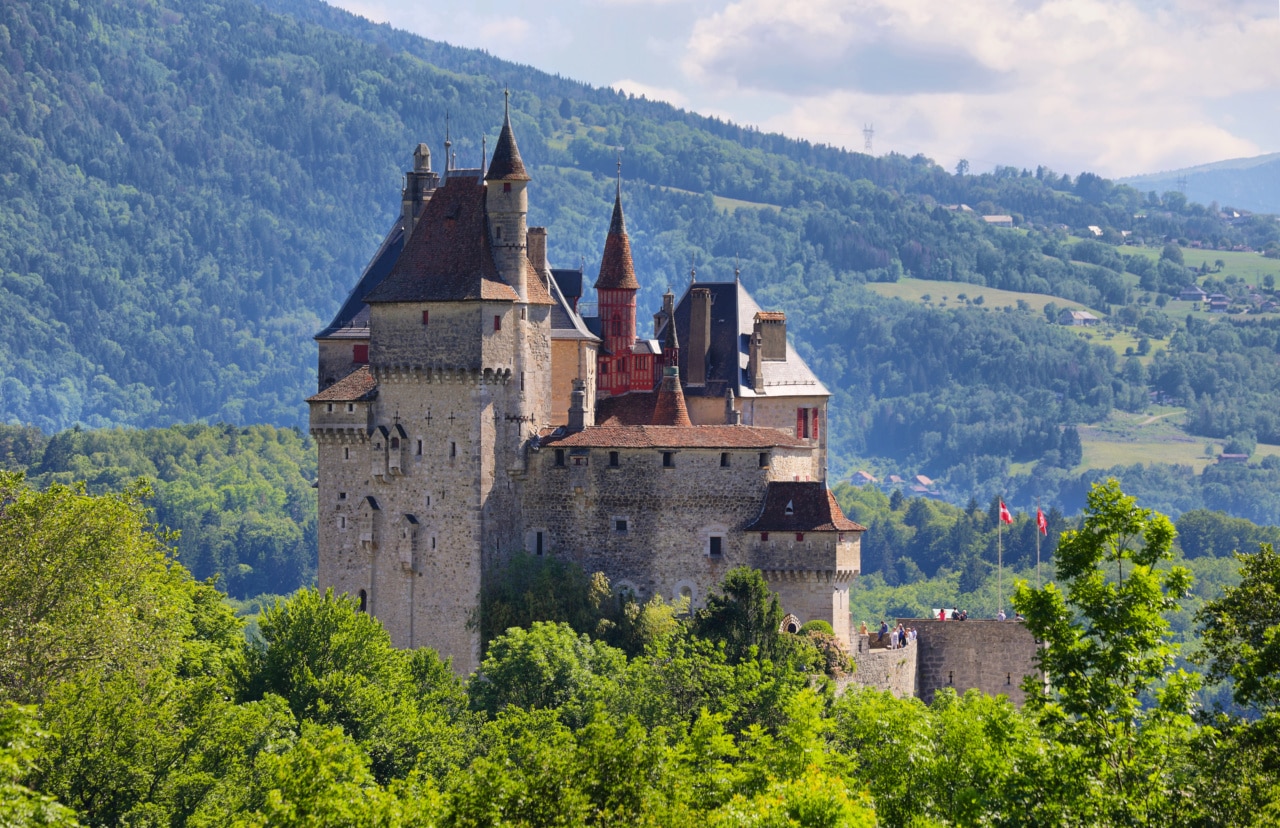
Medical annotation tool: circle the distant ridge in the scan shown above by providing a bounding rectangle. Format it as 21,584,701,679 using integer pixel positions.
1120,152,1280,214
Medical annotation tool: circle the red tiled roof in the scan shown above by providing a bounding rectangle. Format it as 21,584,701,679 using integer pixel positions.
745,482,865,533
594,189,640,291
595,392,657,426
306,366,377,402
485,114,531,182
525,259,555,306
542,424,805,449
364,176,519,304
652,371,692,427
755,311,786,321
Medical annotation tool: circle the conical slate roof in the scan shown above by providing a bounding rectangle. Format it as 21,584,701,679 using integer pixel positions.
485,97,531,182
594,186,640,290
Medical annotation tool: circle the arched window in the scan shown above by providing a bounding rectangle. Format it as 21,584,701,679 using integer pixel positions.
390,437,400,450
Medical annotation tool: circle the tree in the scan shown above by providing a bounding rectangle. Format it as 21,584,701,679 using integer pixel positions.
0,472,200,703
955,159,969,176
1013,480,1196,823
694,568,785,663
1197,544,1280,712
0,704,78,828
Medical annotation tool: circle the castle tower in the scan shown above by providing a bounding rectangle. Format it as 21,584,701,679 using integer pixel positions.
485,91,531,302
402,143,439,243
594,173,640,396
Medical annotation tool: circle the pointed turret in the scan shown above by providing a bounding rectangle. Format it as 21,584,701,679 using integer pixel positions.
652,366,693,427
486,92,531,182
485,91,530,300
594,181,639,291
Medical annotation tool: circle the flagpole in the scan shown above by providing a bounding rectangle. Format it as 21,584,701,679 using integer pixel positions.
1036,497,1042,589
998,513,1003,616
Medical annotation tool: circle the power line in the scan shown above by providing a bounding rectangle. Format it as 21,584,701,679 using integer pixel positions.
863,123,874,153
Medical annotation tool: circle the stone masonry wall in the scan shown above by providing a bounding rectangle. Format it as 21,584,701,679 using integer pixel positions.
844,634,918,698
907,618,1041,706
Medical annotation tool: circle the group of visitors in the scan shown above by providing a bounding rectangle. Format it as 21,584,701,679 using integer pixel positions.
939,608,969,621
861,620,916,649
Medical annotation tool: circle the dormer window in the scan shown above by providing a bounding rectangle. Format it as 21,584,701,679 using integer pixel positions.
784,499,794,516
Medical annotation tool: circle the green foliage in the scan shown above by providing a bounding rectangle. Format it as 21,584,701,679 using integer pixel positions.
468,622,625,721
0,471,212,702
1198,544,1280,711
0,704,78,828
1013,480,1198,823
694,568,785,664
798,620,833,635
477,553,609,648
20,423,318,597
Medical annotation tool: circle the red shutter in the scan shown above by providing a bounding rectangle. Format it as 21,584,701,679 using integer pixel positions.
813,409,820,441
353,344,369,364
796,408,805,439
494,315,501,331
422,310,429,325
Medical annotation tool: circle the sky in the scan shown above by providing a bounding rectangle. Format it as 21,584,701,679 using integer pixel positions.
329,0,1280,179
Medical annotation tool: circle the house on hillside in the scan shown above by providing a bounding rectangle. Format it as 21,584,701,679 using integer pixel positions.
982,215,1013,228
1058,309,1100,327
852,470,878,485
1179,286,1208,302
1218,453,1249,464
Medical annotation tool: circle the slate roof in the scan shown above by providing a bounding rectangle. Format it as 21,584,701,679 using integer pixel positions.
548,267,598,341
315,222,404,339
364,174,520,304
541,425,806,449
306,366,378,402
485,109,531,182
594,188,640,290
658,280,829,399
745,482,865,533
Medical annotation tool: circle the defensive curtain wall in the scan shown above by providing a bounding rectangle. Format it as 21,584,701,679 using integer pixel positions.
841,619,1041,705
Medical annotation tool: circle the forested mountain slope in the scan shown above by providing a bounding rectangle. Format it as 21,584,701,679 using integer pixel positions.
4,0,1280,511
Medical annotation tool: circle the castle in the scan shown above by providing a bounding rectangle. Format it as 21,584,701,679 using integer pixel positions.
306,101,864,675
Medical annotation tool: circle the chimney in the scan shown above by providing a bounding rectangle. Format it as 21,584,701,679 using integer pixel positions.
747,321,757,391
401,143,439,243
725,387,740,425
756,311,787,360
688,287,711,386
567,379,589,432
527,227,549,274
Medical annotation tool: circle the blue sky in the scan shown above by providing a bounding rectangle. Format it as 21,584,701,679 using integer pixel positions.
330,0,1280,178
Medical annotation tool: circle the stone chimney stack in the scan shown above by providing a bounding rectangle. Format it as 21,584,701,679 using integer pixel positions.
567,378,590,432
688,287,711,386
527,226,549,275
401,143,439,244
725,387,741,424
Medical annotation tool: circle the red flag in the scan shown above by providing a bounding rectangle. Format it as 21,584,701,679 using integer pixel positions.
999,500,1013,525
1036,507,1048,535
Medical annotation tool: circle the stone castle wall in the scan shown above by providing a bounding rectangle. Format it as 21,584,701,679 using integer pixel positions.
843,634,918,698
905,618,1041,706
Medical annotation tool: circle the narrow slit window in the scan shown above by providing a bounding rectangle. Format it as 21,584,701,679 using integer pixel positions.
494,315,502,332
326,403,333,413
662,451,674,468
720,452,730,467
554,449,566,467
416,439,423,456
450,441,457,458
608,451,619,467
536,532,544,556
422,310,429,325
343,447,350,460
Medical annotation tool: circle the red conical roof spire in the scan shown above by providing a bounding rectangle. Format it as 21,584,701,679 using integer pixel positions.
651,367,693,427
594,170,639,290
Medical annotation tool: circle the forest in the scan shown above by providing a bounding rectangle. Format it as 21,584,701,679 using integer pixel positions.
5,0,1280,521
4,472,1280,826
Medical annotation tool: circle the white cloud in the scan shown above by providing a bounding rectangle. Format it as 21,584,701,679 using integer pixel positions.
683,0,1280,175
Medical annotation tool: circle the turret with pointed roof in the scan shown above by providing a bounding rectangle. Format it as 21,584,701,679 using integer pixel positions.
596,170,642,397
485,91,531,301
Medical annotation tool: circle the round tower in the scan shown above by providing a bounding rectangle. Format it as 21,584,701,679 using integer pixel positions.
485,90,531,300
594,171,640,395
